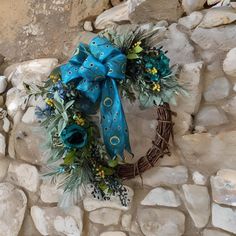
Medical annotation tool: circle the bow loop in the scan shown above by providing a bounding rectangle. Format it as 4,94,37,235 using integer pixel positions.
60,36,131,159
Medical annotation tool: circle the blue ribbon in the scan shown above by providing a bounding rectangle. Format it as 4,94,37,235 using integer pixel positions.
60,36,131,159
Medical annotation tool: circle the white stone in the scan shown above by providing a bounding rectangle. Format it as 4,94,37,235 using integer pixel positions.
95,1,129,29
192,171,207,185
161,24,196,66
40,179,63,203
211,169,236,206
203,229,232,236
231,2,236,8
31,206,83,236
172,111,192,135
5,87,27,118
83,21,93,32
195,106,228,127
0,133,5,155
2,117,11,133
83,186,134,211
223,47,236,77
200,7,236,28
178,11,203,29
191,25,236,51
0,183,27,236
182,184,210,228
7,161,40,192
4,58,58,90
141,187,181,207
136,166,188,187
212,203,236,234
177,62,204,114
222,95,236,116
137,208,185,236
100,232,126,236
176,131,236,175
0,76,7,94
121,214,132,230
22,107,38,124
204,77,231,102
182,0,206,14
89,208,121,226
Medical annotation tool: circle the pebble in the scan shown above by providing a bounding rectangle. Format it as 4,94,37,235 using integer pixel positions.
0,76,7,94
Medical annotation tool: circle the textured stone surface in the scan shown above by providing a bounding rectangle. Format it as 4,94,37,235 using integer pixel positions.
204,77,230,102
222,96,236,116
203,229,232,236
212,203,236,234
136,166,188,187
128,0,183,23
100,232,126,236
89,208,121,226
7,161,40,192
192,171,207,185
0,183,27,236
223,47,236,77
31,206,83,236
195,106,228,127
22,107,38,124
0,76,7,94
0,133,6,155
182,184,210,228
141,187,181,207
211,169,236,206
137,208,185,236
200,7,236,28
182,0,206,14
83,186,134,211
178,11,203,29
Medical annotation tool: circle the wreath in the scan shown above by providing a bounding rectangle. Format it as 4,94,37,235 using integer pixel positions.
27,27,186,206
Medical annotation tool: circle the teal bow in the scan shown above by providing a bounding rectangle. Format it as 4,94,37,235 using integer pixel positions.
60,36,131,159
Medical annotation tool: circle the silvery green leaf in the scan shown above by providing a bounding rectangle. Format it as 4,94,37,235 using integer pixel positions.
65,100,74,110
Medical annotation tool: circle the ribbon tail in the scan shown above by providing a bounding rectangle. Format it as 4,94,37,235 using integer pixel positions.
100,79,131,160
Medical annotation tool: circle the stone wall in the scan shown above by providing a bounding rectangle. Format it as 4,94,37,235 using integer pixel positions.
1,0,236,236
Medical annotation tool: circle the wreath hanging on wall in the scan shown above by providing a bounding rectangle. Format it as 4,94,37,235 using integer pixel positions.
27,27,186,206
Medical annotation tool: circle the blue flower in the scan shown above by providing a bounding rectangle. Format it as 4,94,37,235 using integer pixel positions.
60,124,87,149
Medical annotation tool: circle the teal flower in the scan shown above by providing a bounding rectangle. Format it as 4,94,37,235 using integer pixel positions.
60,124,87,149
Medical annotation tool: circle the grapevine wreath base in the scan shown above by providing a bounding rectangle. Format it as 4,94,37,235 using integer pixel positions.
27,26,185,206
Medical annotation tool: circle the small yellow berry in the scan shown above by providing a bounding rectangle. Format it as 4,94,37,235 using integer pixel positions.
152,83,161,92
45,98,54,107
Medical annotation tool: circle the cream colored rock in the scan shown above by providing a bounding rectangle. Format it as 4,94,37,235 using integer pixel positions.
0,76,7,94
4,58,58,90
172,111,192,135
0,183,27,236
40,179,63,203
2,117,11,133
223,47,236,77
211,169,236,206
191,25,236,51
95,2,129,29
231,2,236,8
83,186,134,211
141,187,181,207
203,229,232,236
0,157,10,181
177,62,204,115
0,133,5,156
195,106,228,127
182,0,206,14
178,11,203,29
22,107,38,124
89,208,121,226
204,77,230,102
100,232,126,236
192,171,207,185
200,7,236,28
31,206,83,236
135,166,188,187
128,0,183,23
212,203,236,234
83,21,93,32
121,214,132,230
176,131,236,174
137,208,185,236
182,184,210,228
222,96,236,116
7,161,40,192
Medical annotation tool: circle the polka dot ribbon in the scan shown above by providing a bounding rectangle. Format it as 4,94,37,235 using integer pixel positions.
60,36,131,159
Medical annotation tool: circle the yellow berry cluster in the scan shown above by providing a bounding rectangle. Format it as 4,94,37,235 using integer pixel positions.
132,41,141,48
152,83,161,92
96,166,105,179
45,98,54,107
73,114,85,126
147,67,158,75
49,74,61,83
